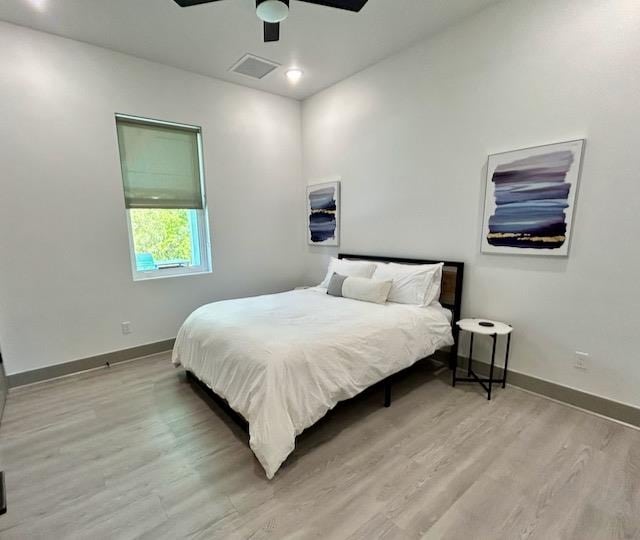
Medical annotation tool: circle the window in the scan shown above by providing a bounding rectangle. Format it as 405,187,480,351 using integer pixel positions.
116,115,211,280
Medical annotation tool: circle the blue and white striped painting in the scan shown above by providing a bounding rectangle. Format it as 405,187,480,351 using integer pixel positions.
307,181,340,246
481,140,585,256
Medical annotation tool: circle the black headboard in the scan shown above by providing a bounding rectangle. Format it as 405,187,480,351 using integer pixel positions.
339,253,464,367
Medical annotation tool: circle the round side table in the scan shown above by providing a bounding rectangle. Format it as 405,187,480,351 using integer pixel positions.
453,318,513,400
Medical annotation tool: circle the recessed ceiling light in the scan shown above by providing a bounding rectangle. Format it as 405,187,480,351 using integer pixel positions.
285,68,303,84
28,0,47,12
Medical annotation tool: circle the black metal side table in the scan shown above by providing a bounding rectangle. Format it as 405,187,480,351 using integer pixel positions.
453,318,512,400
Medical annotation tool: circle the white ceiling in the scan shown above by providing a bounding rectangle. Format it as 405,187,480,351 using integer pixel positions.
0,0,499,100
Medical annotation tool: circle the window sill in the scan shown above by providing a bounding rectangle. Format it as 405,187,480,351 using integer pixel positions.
133,269,212,282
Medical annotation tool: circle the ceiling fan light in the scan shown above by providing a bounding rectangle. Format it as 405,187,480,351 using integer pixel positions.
256,0,289,23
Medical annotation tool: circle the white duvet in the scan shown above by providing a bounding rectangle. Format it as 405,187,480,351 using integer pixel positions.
172,288,453,479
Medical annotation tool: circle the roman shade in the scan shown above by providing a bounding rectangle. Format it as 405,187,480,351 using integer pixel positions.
116,117,203,209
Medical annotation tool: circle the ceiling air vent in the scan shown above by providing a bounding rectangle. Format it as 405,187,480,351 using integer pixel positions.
229,54,280,80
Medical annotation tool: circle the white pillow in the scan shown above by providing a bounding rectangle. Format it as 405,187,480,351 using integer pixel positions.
373,262,443,306
341,276,392,304
319,258,377,288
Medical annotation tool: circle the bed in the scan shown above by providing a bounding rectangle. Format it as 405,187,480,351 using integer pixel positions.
172,253,464,478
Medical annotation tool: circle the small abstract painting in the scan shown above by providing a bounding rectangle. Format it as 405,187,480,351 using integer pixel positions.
307,180,340,246
481,140,585,256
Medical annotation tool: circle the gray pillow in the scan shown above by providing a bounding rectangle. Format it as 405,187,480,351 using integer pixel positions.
327,272,348,297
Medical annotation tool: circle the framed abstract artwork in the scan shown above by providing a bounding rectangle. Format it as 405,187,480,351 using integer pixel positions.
481,139,585,256
307,180,340,246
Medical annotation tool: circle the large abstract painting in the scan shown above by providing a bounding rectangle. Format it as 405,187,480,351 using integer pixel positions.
481,140,585,256
307,180,340,246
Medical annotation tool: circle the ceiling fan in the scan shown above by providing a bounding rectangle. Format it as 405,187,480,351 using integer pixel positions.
173,0,369,42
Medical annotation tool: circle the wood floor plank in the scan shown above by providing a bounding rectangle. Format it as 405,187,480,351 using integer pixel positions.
0,353,638,539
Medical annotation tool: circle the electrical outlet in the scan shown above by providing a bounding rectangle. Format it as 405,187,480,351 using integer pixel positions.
574,351,589,370
121,321,132,335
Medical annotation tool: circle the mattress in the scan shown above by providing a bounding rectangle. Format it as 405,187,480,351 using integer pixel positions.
172,287,454,478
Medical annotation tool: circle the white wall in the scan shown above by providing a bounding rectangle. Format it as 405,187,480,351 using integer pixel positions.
0,22,304,376
302,0,640,407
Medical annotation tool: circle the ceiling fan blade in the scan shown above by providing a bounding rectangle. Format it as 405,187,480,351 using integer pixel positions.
264,22,280,42
173,0,225,7
296,0,368,12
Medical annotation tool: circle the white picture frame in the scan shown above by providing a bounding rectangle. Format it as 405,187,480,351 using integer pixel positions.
307,180,340,246
481,139,585,256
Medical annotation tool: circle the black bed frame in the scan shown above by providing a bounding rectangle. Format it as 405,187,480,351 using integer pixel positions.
186,253,464,434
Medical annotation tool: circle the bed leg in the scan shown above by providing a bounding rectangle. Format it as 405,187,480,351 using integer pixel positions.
449,331,459,371
384,379,392,408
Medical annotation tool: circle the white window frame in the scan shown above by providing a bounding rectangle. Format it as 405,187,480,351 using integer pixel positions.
116,114,212,281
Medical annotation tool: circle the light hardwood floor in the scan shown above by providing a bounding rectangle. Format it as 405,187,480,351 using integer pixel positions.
0,353,638,539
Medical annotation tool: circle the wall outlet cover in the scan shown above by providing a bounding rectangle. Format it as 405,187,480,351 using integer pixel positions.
574,351,589,370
